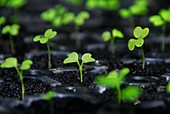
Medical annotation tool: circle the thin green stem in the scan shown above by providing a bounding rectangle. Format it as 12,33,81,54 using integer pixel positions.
75,25,80,49
15,67,24,100
79,63,83,83
117,84,121,105
162,23,166,52
142,48,145,70
9,35,15,54
47,41,51,69
110,37,115,55
130,16,134,28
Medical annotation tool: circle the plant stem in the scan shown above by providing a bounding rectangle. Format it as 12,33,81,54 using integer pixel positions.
110,37,115,55
77,61,83,83
130,16,134,28
116,84,121,105
9,35,15,54
162,23,166,52
15,67,24,100
47,41,51,69
75,25,80,49
142,47,145,70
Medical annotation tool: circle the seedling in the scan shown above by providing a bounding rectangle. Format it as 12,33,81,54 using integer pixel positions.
96,68,142,104
2,24,20,54
0,0,27,9
73,11,90,48
41,91,55,114
63,52,95,82
128,26,149,69
0,57,33,100
64,0,83,5
33,29,57,69
149,9,170,51
0,16,6,26
101,29,124,54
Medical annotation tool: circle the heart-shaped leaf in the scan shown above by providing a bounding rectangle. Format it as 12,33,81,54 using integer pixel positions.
119,9,132,18
40,38,48,44
149,15,164,26
135,38,144,47
82,53,95,63
63,52,78,64
20,60,33,70
159,9,170,22
44,29,57,39
33,35,42,42
128,39,136,51
112,29,124,38
134,26,149,39
2,25,10,35
101,31,111,42
1,57,17,68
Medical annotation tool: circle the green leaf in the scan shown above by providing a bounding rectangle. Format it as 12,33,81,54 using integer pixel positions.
41,91,55,101
135,38,144,47
134,26,149,39
40,38,48,44
159,9,170,22
149,15,164,26
74,18,84,26
10,24,20,36
77,11,90,20
119,9,132,18
130,5,148,15
44,29,57,39
128,39,136,51
52,17,62,27
33,35,42,42
119,68,130,81
112,29,124,38
63,52,78,64
0,16,6,25
122,86,142,102
2,25,10,34
1,57,17,68
101,31,111,42
166,81,170,93
82,53,95,63
62,12,75,25
20,60,33,70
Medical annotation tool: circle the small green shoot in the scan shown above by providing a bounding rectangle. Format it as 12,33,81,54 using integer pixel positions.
0,57,33,100
128,26,149,69
41,91,55,114
0,0,27,9
63,52,95,82
101,29,124,54
2,24,20,54
0,16,6,26
95,68,142,104
73,11,90,48
33,29,57,69
149,9,170,51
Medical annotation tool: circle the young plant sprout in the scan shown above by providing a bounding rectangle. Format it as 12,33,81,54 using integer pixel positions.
41,91,55,114
149,9,170,51
73,11,90,48
64,0,83,6
101,29,124,54
128,26,149,69
2,24,20,54
95,68,142,104
0,57,33,100
63,52,95,82
0,16,6,26
33,29,57,69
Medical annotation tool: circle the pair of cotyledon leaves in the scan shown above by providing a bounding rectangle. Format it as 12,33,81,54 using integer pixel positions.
101,29,124,42
33,29,57,44
2,24,20,36
63,52,95,64
149,9,170,26
128,26,149,51
96,68,142,102
1,57,33,70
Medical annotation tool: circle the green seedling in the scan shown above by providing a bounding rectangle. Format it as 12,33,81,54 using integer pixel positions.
64,0,83,5
0,0,26,9
149,9,170,51
63,52,95,82
96,68,142,104
119,2,148,27
101,29,124,54
2,24,20,54
0,16,6,26
128,26,149,69
0,57,33,100
73,11,90,48
41,91,55,114
33,29,57,69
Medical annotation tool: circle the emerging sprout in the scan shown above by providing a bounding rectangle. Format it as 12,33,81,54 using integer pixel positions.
63,52,95,82
0,0,27,9
2,24,20,54
0,57,33,100
0,16,6,26
33,29,57,69
41,91,55,114
101,29,124,54
96,68,142,104
149,8,170,51
128,26,149,69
